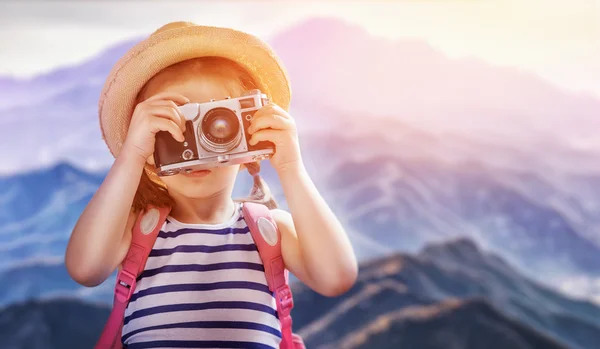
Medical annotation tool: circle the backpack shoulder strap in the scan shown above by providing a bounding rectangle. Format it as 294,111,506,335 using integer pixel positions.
242,202,295,349
122,206,171,283
95,205,170,349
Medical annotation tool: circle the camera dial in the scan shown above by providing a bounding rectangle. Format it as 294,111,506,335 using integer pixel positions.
182,149,194,160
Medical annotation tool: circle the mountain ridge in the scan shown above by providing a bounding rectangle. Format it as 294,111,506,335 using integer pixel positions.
1,238,594,349
291,238,600,349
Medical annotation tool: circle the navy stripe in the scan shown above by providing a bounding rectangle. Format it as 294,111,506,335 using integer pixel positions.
126,340,275,349
149,243,257,257
129,281,271,303
159,226,249,238
122,320,282,343
124,301,278,325
139,262,264,279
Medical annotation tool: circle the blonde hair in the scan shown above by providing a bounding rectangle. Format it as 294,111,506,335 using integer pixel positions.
131,57,277,212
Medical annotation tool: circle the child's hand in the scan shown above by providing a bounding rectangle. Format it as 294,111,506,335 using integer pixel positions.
247,102,302,174
122,92,189,163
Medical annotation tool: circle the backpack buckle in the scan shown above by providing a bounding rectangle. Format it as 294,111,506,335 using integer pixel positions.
276,284,294,335
276,284,294,316
115,269,137,303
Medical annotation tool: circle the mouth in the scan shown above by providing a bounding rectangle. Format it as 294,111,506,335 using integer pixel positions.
182,169,212,178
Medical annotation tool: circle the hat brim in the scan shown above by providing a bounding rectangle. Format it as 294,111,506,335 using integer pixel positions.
98,24,291,161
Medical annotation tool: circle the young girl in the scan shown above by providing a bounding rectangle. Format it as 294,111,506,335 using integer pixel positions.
65,22,357,348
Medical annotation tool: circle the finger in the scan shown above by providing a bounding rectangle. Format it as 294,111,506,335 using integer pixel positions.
251,109,292,130
150,118,185,142
249,129,284,146
149,99,185,115
251,107,288,125
144,91,190,105
148,100,187,131
268,103,289,117
248,114,292,134
151,107,187,132
254,103,290,119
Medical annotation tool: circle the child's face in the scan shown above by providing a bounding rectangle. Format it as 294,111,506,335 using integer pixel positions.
145,75,245,200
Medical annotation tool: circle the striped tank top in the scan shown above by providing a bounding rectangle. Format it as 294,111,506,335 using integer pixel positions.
122,201,282,349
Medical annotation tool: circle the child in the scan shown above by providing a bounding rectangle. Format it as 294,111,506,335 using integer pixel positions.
65,21,357,348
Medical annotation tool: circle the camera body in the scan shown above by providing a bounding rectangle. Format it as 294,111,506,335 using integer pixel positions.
153,89,273,176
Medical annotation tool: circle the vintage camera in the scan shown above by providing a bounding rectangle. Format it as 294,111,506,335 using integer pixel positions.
153,89,274,176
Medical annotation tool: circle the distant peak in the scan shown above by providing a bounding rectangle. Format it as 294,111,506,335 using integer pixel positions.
271,16,440,60
271,16,371,46
25,161,88,180
448,237,480,252
418,237,484,264
424,237,480,253
52,161,81,174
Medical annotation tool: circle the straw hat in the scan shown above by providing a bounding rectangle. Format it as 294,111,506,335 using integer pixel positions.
98,21,291,167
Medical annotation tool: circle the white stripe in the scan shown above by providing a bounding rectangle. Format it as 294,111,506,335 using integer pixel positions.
161,217,249,233
125,328,281,347
162,203,245,232
152,227,255,249
126,277,274,317
125,287,277,318
123,308,281,338
134,268,268,292
142,251,264,277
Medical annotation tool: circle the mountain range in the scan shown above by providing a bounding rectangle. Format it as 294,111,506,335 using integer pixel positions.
0,239,595,349
3,140,600,305
1,18,599,173
290,238,600,349
270,18,600,146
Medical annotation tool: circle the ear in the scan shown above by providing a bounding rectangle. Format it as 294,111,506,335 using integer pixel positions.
147,154,155,166
238,163,245,172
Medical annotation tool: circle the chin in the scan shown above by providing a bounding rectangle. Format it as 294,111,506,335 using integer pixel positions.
167,181,219,199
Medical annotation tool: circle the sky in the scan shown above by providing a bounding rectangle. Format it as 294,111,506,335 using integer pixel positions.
0,0,598,97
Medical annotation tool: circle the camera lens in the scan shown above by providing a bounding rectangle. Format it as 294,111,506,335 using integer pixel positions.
199,108,242,153
209,118,234,139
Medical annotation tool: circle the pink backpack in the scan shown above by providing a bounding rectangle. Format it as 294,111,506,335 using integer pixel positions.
94,202,305,349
